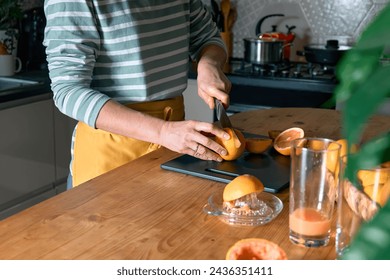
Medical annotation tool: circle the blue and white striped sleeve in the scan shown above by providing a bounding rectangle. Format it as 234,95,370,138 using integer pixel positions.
188,0,227,61
43,0,110,127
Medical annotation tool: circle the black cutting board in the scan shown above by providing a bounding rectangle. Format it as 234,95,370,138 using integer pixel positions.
160,133,291,193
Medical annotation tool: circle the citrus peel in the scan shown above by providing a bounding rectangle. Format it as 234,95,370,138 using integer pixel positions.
358,167,390,207
268,130,282,140
226,238,287,260
215,128,246,161
245,138,272,154
273,127,304,156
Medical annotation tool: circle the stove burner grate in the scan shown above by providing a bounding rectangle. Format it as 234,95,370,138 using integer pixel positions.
233,60,337,82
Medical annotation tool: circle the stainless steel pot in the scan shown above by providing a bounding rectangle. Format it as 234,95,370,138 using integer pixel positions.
244,38,285,65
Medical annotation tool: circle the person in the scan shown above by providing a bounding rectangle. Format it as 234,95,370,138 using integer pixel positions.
43,0,232,188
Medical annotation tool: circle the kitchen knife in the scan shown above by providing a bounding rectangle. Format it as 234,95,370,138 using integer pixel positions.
214,99,243,148
215,99,232,128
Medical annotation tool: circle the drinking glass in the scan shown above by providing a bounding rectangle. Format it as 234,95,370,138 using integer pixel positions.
289,138,341,247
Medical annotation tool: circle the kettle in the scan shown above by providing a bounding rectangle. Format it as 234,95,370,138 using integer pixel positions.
255,14,296,61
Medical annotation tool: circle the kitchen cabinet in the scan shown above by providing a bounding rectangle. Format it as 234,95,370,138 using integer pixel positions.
53,106,77,190
0,97,76,219
0,99,55,219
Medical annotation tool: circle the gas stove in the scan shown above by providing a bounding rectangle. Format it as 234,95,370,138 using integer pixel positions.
225,59,338,114
232,59,338,82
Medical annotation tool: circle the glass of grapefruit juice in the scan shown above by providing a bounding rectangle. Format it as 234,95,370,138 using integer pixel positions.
289,138,341,247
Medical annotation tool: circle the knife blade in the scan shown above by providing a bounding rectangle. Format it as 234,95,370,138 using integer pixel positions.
215,99,232,128
215,99,243,148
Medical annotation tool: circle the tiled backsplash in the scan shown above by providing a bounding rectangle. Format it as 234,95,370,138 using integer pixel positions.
203,0,390,60
21,0,389,61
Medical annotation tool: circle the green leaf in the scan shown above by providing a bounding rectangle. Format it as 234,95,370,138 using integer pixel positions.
342,65,390,145
341,198,390,260
335,49,383,103
336,2,390,260
335,3,390,108
344,132,390,186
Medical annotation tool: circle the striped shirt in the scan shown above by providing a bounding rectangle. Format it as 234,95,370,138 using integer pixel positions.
43,0,225,128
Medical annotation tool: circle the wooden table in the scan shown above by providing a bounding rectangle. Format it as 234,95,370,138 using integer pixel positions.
1,108,389,260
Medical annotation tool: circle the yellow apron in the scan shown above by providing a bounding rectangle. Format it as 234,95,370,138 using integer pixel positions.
72,95,185,187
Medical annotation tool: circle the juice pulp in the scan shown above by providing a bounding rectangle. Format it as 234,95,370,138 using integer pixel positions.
289,207,331,236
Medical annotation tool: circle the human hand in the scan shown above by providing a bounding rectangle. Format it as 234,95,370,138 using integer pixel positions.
159,120,230,161
196,46,232,109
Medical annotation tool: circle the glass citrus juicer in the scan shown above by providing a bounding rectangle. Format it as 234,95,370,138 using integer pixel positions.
203,174,283,226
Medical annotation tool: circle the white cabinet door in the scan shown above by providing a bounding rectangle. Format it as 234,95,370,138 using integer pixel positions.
0,99,56,217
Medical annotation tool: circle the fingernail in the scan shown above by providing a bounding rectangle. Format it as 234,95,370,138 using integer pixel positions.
224,133,230,140
216,157,223,162
221,149,227,156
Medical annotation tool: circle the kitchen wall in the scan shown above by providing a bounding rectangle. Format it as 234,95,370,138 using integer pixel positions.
21,0,389,60
203,0,390,60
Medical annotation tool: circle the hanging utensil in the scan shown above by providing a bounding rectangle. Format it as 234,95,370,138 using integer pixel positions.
220,0,231,33
227,7,237,31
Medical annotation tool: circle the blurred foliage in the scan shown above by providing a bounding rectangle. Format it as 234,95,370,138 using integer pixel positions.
335,3,390,185
0,0,23,29
334,3,390,260
341,192,390,260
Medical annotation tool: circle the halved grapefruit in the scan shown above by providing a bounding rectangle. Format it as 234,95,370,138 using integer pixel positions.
223,174,264,202
273,127,304,156
226,238,287,260
245,138,272,154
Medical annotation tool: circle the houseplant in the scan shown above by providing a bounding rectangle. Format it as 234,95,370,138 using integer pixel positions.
335,3,390,259
0,0,22,54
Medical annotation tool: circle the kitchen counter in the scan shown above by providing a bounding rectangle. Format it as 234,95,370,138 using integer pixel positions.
0,107,389,260
0,70,51,109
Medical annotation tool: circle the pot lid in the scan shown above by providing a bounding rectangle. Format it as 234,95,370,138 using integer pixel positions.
305,40,352,51
244,37,285,43
305,44,352,51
